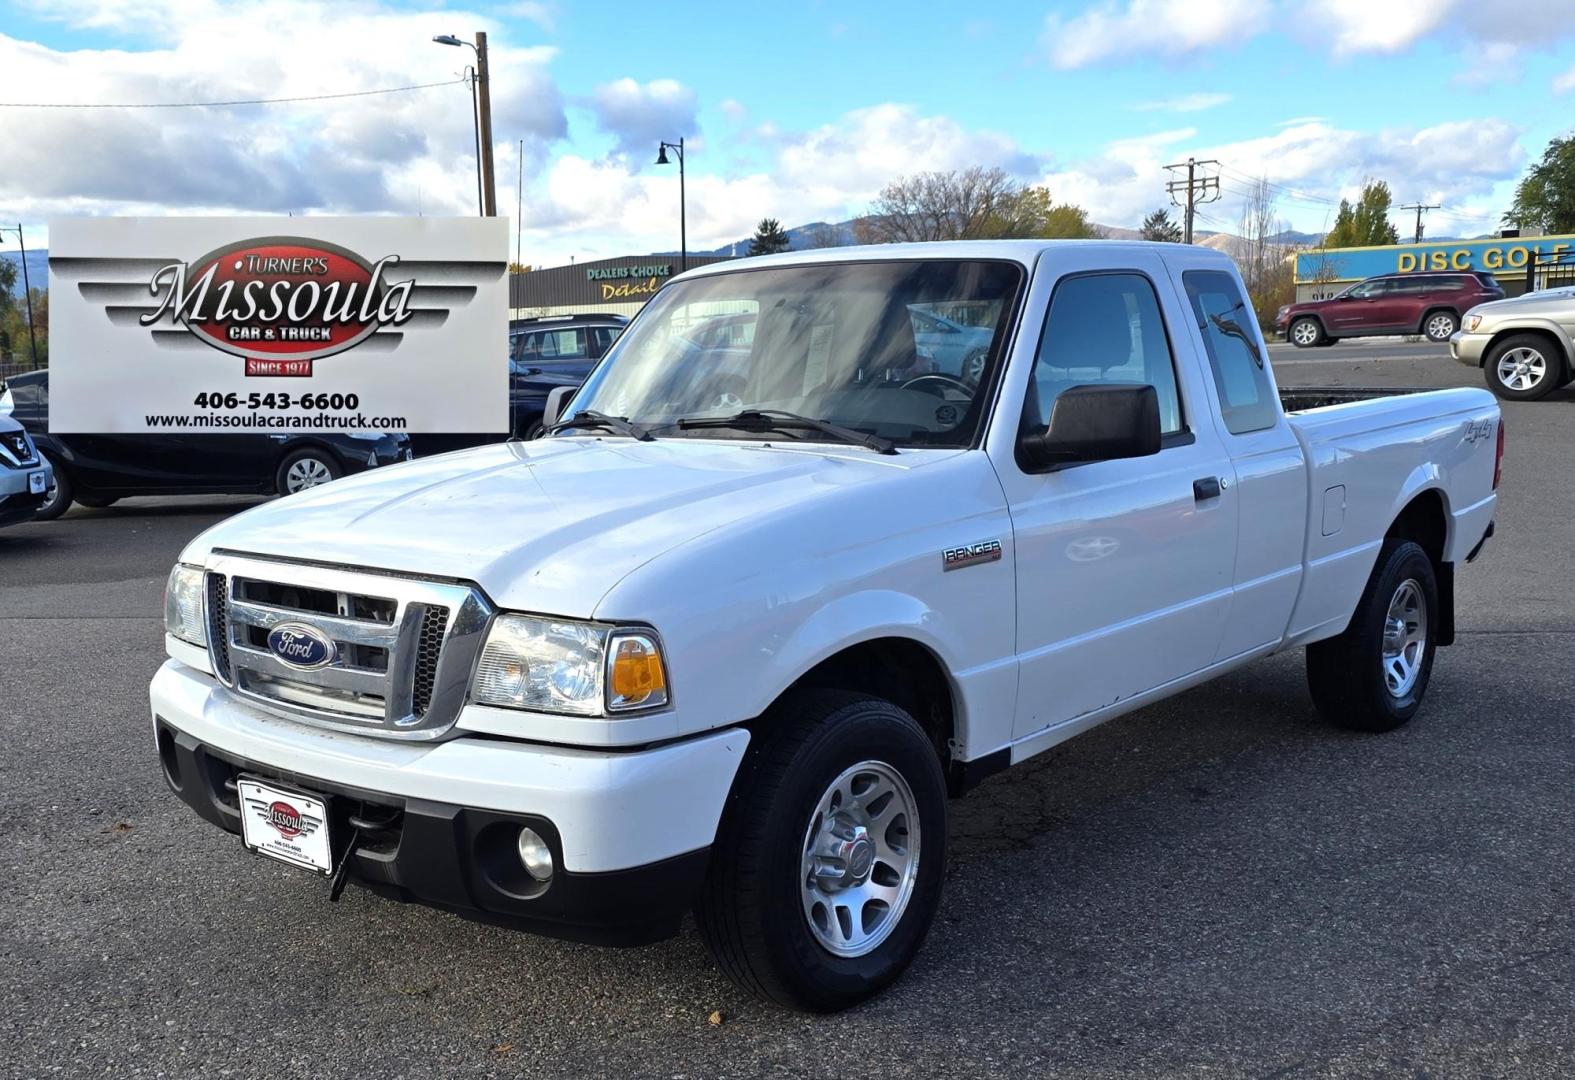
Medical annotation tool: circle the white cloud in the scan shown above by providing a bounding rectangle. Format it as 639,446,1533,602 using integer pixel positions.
589,77,698,162
1308,0,1454,55
0,3,566,222
1130,92,1232,113
1043,0,1271,69
1556,65,1575,93
1040,118,1524,235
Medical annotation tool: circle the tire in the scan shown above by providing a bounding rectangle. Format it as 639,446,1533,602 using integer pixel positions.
274,448,342,495
1307,539,1438,732
960,348,987,383
73,494,119,509
31,452,73,521
1422,309,1458,342
1484,333,1566,401
523,422,543,440
696,689,948,1012
1289,317,1325,348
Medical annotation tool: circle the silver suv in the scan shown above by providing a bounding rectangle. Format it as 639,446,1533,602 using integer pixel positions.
1452,287,1575,400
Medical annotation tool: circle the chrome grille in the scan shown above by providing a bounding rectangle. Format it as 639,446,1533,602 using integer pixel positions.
203,552,493,740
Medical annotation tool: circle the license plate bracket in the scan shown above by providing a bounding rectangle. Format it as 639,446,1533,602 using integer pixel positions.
28,470,46,495
237,776,333,875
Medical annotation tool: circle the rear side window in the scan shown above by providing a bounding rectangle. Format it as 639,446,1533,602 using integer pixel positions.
1182,270,1279,435
1025,272,1184,436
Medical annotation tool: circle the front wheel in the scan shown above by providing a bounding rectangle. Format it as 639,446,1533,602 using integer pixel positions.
275,448,342,495
1307,539,1438,732
696,689,947,1012
1290,317,1325,348
31,452,73,521
1485,333,1565,401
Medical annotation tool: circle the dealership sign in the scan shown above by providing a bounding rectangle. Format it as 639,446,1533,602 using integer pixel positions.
1294,233,1575,285
50,217,508,433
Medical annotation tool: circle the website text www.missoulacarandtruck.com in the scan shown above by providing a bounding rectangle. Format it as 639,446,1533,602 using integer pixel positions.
144,412,407,429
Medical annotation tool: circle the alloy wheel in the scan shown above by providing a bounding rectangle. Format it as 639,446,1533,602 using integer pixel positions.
285,457,334,493
1496,347,1546,392
1381,578,1427,698
800,760,920,958
1425,313,1456,340
1292,321,1319,346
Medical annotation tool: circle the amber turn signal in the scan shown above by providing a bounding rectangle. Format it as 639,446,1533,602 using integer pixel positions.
607,632,668,710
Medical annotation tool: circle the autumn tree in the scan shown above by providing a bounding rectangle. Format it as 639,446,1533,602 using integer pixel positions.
1140,208,1183,243
854,167,1100,243
747,217,792,256
1504,135,1575,235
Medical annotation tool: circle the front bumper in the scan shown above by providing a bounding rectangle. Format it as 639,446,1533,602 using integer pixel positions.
1450,330,1489,367
0,463,50,526
150,659,749,944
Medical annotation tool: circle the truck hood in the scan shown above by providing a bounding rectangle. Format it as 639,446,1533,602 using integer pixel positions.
184,436,959,618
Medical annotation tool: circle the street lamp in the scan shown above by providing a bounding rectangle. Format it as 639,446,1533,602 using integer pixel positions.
655,138,686,272
0,224,39,369
432,32,497,216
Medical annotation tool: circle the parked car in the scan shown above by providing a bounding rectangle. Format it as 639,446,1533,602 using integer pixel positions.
412,314,628,457
1450,286,1575,400
151,241,1499,1012
1277,271,1505,347
908,305,996,381
0,411,52,528
1,370,411,520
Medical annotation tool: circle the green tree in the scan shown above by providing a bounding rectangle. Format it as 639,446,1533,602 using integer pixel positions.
1323,180,1400,247
747,217,791,256
1504,135,1575,235
1140,208,1183,243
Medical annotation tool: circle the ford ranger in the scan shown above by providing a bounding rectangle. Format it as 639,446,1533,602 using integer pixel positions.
150,241,1502,1011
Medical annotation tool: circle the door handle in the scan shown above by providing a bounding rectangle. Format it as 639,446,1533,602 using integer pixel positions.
1193,476,1222,501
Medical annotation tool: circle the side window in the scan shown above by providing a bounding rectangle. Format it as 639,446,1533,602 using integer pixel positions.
1348,280,1379,298
1183,269,1278,435
1024,272,1184,437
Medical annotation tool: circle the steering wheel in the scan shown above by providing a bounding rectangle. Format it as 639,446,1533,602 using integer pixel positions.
900,373,975,397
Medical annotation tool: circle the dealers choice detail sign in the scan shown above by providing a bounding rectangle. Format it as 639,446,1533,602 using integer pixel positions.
49,217,509,433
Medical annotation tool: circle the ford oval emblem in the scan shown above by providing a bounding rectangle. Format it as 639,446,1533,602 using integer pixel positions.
266,623,337,670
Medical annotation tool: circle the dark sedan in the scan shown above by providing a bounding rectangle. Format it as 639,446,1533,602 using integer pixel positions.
1,370,411,520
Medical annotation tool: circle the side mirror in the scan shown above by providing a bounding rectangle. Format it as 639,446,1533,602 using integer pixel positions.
1335,293,1352,301
1020,384,1161,471
541,385,576,431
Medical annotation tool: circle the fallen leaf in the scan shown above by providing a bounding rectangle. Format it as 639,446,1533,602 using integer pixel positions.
492,1043,514,1055
112,822,133,833
707,1010,725,1027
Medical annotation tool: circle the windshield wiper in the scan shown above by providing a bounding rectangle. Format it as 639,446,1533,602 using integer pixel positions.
545,410,653,441
674,408,896,455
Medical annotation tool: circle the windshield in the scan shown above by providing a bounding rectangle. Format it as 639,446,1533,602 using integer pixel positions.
566,259,1024,449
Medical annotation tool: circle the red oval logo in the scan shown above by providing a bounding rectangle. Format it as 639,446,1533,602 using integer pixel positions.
266,800,304,839
139,236,415,371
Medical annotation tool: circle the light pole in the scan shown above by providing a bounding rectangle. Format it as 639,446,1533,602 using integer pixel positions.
433,33,497,216
0,225,39,369
655,138,686,272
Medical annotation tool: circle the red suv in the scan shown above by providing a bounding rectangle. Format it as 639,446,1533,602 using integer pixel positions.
1277,271,1505,347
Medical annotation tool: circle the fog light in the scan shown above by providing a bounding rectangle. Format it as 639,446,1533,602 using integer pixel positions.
517,827,554,882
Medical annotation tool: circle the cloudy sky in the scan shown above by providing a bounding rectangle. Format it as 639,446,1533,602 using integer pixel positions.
2,0,1573,267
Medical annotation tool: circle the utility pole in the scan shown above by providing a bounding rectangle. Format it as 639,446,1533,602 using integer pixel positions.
1163,158,1221,244
1399,202,1440,243
516,137,524,270
474,31,497,216
0,224,39,368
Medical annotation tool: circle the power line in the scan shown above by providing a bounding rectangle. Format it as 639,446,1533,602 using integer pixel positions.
1398,202,1441,242
1163,157,1221,244
0,77,466,109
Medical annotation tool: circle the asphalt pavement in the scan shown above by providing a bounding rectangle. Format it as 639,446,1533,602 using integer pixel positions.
2,341,1572,1078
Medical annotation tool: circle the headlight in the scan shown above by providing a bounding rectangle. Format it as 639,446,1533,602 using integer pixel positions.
471,615,669,715
1463,314,1482,332
0,384,13,415
164,564,207,647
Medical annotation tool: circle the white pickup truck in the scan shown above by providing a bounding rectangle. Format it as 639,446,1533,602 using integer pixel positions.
151,241,1502,1011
